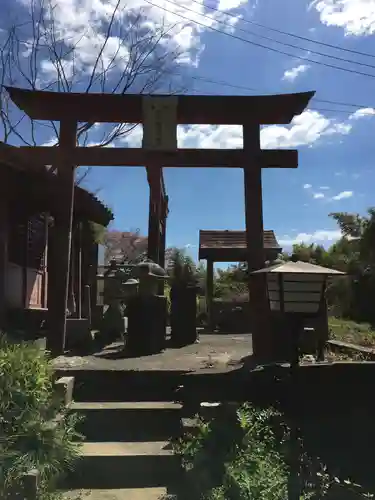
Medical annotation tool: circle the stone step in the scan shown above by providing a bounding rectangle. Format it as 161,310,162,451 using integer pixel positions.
71,401,182,410
56,370,184,402
62,487,169,499
71,401,182,442
181,417,199,434
63,441,181,490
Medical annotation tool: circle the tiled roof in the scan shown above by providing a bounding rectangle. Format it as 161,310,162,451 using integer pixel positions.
199,230,281,250
0,142,113,226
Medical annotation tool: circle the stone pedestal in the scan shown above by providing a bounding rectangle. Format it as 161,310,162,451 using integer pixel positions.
170,286,198,346
127,295,167,355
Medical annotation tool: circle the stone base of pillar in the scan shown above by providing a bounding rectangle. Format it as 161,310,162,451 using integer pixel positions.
127,295,167,355
170,286,198,347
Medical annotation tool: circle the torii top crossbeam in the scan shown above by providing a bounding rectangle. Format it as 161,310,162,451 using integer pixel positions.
4,87,315,170
5,87,314,125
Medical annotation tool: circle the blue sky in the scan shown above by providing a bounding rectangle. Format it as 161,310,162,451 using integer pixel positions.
2,0,375,263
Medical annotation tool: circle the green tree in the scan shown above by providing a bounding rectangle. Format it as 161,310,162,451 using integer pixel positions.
167,247,198,287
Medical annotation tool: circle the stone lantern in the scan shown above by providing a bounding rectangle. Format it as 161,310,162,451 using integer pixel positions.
123,278,139,297
126,260,169,354
132,260,169,296
103,259,124,304
101,260,130,345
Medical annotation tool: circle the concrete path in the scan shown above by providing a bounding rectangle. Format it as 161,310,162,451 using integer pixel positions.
53,333,253,373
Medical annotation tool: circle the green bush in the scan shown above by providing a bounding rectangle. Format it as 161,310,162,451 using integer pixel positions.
0,336,83,499
174,404,292,500
174,403,373,500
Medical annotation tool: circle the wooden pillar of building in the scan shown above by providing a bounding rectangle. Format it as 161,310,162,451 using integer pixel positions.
159,195,167,270
89,241,99,316
67,231,75,316
47,119,77,355
159,219,166,269
73,220,83,319
81,221,97,318
0,170,9,330
243,123,271,361
41,214,49,310
206,258,214,331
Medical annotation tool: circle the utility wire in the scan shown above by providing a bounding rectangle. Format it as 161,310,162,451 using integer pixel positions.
190,0,375,59
188,88,357,115
143,0,375,80
179,71,375,111
178,0,375,71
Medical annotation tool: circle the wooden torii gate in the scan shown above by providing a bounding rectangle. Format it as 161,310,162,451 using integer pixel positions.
5,87,314,359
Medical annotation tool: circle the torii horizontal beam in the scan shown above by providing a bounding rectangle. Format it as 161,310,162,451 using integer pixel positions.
17,147,299,168
5,87,315,125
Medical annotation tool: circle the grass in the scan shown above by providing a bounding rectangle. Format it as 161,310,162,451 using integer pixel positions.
328,317,375,348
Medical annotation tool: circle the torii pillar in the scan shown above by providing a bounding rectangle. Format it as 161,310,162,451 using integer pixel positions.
144,97,174,278
243,123,270,361
49,119,77,355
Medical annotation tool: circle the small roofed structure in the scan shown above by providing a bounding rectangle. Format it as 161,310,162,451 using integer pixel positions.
199,229,282,331
199,230,282,262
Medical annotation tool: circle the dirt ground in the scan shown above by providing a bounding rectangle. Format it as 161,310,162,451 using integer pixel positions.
52,333,253,373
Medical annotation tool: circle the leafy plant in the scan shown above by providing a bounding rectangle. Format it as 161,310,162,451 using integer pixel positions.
174,404,292,500
174,403,374,499
168,248,198,288
0,335,83,499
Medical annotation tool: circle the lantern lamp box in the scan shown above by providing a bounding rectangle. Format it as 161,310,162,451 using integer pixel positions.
251,261,345,314
142,96,178,150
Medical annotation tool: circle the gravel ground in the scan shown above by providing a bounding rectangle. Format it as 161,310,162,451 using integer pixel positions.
52,334,253,373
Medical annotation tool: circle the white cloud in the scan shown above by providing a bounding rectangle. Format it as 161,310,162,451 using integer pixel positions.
279,229,342,247
260,110,351,148
17,0,249,82
123,106,371,149
319,186,330,189
218,0,246,9
331,190,353,200
303,183,312,189
311,0,375,36
283,64,310,82
349,107,375,120
313,192,325,199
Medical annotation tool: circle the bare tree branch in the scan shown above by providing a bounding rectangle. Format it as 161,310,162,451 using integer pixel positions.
0,0,189,154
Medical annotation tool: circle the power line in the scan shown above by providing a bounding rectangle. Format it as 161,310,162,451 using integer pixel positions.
182,0,375,71
180,71,375,111
143,0,375,80
188,89,356,115
190,0,375,60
